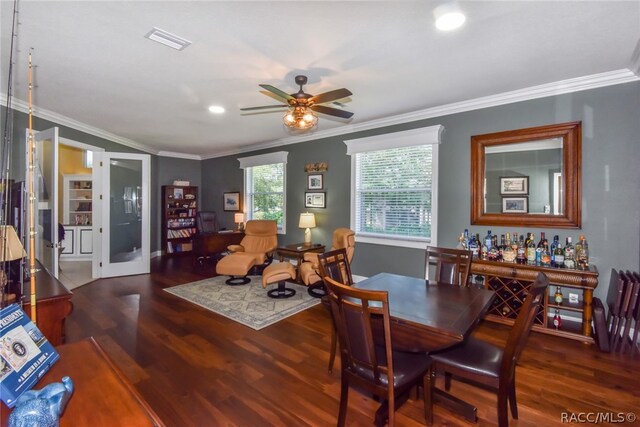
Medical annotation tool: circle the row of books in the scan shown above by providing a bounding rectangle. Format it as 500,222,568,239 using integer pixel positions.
167,228,196,239
167,218,195,228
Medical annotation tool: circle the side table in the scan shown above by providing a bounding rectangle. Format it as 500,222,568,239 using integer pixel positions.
276,243,325,284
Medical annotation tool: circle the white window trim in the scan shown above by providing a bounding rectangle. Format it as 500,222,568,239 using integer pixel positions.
344,125,443,248
238,151,288,234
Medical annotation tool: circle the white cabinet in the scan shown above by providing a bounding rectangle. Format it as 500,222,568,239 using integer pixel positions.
60,225,93,259
63,174,92,226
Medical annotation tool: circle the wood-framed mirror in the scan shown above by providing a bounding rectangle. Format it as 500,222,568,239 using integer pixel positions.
471,121,581,228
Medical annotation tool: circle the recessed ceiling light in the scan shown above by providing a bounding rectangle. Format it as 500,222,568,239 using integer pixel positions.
434,3,466,31
208,105,225,114
144,27,191,51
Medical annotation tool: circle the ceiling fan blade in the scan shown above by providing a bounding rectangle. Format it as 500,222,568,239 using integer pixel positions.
309,88,352,105
311,104,354,119
259,84,294,101
240,105,289,111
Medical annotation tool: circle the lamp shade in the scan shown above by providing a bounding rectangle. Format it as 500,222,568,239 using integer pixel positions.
0,225,26,261
234,213,245,224
298,213,316,229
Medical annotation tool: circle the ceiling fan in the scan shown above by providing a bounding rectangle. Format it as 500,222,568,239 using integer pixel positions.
241,75,353,130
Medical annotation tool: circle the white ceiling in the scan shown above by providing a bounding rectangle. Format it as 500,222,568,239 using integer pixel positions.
1,1,639,159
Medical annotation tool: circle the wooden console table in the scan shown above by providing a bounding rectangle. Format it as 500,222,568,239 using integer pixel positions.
192,231,244,263
277,243,325,283
470,260,598,343
1,338,164,426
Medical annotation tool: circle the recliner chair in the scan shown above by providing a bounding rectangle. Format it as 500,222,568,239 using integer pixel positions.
300,228,355,297
215,220,278,285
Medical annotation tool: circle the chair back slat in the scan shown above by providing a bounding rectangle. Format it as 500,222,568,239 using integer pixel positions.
500,272,549,383
425,246,472,286
318,248,354,287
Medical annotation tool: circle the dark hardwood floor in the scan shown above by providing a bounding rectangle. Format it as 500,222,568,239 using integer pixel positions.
66,256,640,426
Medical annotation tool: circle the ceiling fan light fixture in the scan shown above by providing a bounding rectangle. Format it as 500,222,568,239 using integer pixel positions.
283,107,317,131
434,3,466,31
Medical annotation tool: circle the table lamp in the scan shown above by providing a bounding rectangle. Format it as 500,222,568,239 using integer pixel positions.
0,225,27,306
298,212,316,245
234,212,245,232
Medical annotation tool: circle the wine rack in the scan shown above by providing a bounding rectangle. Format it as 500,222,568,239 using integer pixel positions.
471,259,598,343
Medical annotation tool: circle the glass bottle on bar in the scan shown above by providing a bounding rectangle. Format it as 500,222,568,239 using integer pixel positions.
553,309,562,330
553,241,564,268
456,233,466,250
554,286,564,304
563,237,576,269
484,230,493,251
526,233,537,265
516,235,526,264
463,229,470,249
469,234,480,259
550,235,559,266
503,232,516,263
576,235,589,270
541,242,551,267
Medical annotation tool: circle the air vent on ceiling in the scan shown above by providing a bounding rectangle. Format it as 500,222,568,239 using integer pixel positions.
144,27,191,51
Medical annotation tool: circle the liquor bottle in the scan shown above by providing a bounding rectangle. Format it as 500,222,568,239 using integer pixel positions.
456,233,466,250
550,235,559,266
516,235,526,264
540,242,551,267
469,234,479,258
577,235,589,270
511,232,519,251
488,235,500,261
564,237,576,269
553,309,562,330
502,232,516,263
526,233,537,265
553,242,564,268
484,230,493,250
554,286,563,304
499,234,506,259
535,232,547,266
463,229,470,249
481,240,489,260
524,232,532,248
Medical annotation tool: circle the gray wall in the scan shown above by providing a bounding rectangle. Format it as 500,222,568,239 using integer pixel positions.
201,81,640,302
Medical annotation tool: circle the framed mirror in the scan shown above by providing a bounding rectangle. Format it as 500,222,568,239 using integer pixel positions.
471,121,581,228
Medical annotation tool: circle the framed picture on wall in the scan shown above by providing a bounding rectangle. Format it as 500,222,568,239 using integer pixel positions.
500,176,529,195
223,192,241,211
307,174,323,190
305,192,326,209
502,197,528,213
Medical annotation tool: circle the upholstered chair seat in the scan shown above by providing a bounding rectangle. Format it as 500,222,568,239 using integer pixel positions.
300,228,355,296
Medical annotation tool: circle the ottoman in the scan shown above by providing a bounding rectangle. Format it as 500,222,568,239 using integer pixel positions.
262,262,297,299
216,253,256,285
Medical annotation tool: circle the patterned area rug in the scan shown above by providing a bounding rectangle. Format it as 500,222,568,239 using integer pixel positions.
164,275,320,330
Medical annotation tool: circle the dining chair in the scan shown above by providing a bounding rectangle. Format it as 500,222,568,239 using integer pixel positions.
425,246,472,286
322,275,432,427
426,271,549,426
317,248,354,373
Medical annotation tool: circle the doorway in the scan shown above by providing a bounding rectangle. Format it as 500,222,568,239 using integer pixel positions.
58,138,102,289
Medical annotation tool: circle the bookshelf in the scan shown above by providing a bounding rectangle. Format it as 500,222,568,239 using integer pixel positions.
161,185,198,255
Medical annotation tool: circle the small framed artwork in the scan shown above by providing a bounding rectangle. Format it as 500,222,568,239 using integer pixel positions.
500,176,529,195
305,192,326,209
502,197,528,213
223,192,241,212
307,174,323,190
173,187,184,199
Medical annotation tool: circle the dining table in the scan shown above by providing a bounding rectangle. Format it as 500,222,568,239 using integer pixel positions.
354,272,496,424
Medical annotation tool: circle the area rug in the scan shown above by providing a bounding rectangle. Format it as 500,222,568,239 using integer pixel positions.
164,276,320,330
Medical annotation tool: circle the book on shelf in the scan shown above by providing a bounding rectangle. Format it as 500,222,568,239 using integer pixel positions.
0,304,60,408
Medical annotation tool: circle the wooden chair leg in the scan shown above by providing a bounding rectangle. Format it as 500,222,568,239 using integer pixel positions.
508,379,518,419
328,326,337,373
444,371,452,391
337,374,349,427
423,366,434,425
497,389,509,427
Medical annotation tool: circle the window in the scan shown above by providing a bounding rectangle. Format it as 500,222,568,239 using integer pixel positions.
345,126,442,248
238,151,288,233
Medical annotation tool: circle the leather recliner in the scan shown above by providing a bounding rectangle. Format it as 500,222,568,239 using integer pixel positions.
215,220,278,284
300,227,355,296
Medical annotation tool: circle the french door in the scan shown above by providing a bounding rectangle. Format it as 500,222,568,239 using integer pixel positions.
93,152,150,277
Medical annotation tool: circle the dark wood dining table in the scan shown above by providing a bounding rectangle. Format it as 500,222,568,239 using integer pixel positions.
354,272,496,423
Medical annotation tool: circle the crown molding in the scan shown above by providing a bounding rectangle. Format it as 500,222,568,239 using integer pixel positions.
0,94,159,155
157,151,201,160
4,68,638,161
202,68,639,159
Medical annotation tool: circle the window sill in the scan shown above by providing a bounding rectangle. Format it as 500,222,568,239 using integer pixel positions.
355,234,432,249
